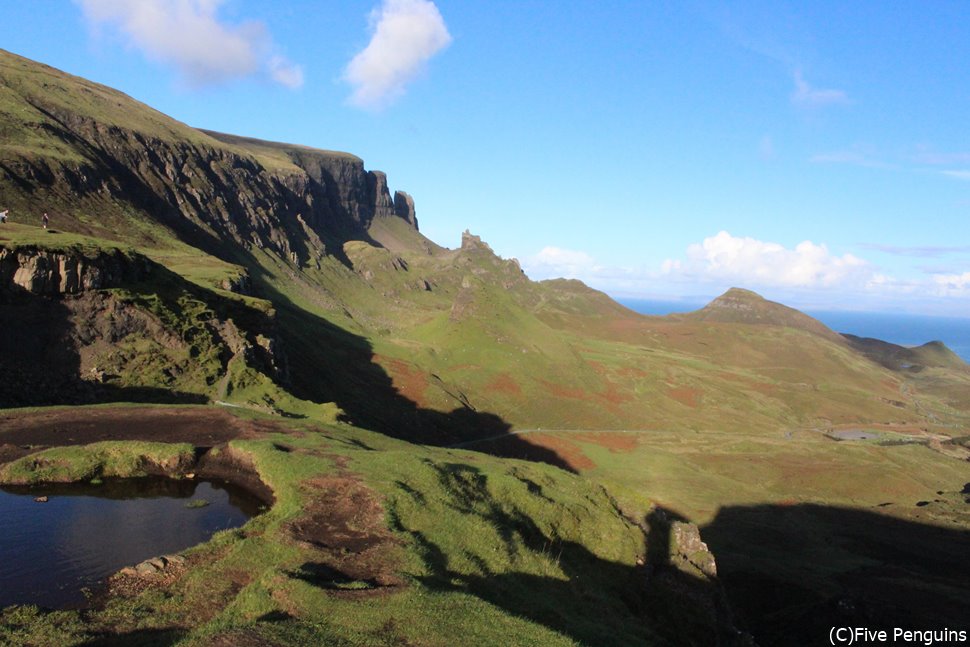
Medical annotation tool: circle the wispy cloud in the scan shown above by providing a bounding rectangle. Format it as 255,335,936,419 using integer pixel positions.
859,243,970,258
791,70,850,108
809,144,892,169
941,170,970,181
811,151,883,168
524,247,601,280
344,0,451,110
758,135,776,161
933,271,970,296
910,146,970,166
75,0,302,89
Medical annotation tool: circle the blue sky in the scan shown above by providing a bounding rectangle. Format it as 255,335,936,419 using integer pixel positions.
3,1,970,315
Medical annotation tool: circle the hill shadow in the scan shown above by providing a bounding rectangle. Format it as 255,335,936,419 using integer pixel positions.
235,252,578,472
702,503,970,646
0,284,206,407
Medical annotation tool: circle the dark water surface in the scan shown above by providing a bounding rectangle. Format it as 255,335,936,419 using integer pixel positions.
0,478,262,609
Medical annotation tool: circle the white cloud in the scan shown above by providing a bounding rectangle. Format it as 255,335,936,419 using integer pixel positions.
664,231,870,289
75,0,303,88
791,70,849,108
268,55,304,89
516,236,970,315
933,271,970,295
525,246,600,280
344,0,451,109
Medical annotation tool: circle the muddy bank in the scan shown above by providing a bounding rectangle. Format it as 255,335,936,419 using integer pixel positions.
0,406,256,447
0,406,279,506
194,445,274,506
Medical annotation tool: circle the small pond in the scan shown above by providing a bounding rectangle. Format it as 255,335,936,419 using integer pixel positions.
0,478,264,609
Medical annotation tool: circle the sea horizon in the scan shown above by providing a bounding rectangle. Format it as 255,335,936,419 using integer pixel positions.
617,298,970,363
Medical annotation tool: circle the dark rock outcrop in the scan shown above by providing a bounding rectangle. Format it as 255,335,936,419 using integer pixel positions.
0,247,149,296
393,190,417,228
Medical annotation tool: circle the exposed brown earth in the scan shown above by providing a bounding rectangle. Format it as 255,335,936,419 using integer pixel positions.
0,406,260,448
285,473,403,595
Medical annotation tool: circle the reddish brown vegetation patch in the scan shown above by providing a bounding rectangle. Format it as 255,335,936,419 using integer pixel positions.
541,378,629,408
615,365,649,379
542,380,591,402
575,432,639,453
600,381,631,406
375,355,430,407
519,433,597,471
667,386,701,408
606,316,646,338
485,373,522,396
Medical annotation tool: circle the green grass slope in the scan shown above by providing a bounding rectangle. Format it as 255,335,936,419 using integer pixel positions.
0,407,744,646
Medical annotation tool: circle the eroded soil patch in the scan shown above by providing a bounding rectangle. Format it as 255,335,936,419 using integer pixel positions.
0,406,262,448
285,475,402,594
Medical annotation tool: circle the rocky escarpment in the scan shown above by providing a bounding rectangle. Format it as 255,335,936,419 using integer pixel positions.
2,121,417,267
0,245,288,407
0,246,149,296
0,50,419,268
393,190,417,228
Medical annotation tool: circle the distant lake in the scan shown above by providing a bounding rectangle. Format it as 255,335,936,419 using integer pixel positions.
618,298,970,363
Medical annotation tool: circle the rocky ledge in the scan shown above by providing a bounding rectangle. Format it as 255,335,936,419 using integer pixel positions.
0,247,149,296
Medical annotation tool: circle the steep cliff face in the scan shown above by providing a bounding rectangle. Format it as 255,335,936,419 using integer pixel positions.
0,246,149,295
0,50,418,267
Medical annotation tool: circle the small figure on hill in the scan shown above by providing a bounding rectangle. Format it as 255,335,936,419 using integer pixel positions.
42,212,49,229
0,209,8,223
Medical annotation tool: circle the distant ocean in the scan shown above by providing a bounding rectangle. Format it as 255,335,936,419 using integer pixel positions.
617,298,970,363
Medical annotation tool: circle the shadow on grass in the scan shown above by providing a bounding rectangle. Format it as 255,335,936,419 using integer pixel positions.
232,251,578,472
0,284,209,408
375,461,748,646
702,503,970,646
80,628,185,647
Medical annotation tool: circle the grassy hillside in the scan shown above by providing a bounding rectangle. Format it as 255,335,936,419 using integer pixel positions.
0,406,746,646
